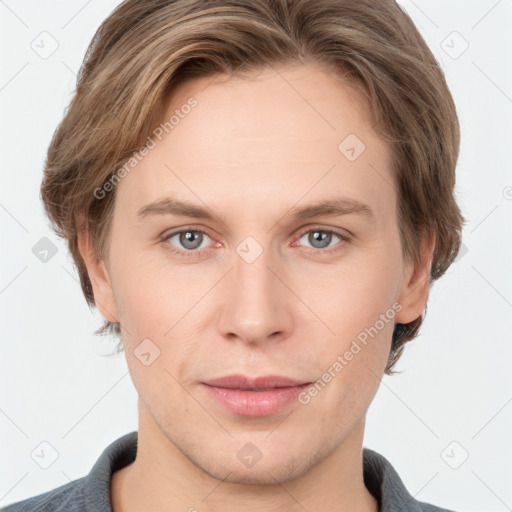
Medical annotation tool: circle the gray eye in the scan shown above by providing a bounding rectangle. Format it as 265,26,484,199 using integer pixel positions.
180,231,203,249
299,230,341,250
168,230,210,251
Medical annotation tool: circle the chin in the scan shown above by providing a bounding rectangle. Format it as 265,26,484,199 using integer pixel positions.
191,444,322,486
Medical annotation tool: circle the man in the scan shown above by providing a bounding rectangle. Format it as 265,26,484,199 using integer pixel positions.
2,0,464,510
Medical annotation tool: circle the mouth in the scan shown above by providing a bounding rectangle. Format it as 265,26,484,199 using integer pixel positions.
200,374,312,417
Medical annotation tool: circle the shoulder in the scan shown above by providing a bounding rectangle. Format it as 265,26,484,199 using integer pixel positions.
0,477,87,512
1,431,138,512
363,448,457,512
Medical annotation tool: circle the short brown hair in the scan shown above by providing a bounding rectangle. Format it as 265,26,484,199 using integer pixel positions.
41,0,465,373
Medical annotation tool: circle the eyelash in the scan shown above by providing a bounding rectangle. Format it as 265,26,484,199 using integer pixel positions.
162,227,349,257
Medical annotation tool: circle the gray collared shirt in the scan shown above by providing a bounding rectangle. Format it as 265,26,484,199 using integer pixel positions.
1,431,455,511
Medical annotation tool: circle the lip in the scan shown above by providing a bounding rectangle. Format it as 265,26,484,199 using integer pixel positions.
200,374,312,417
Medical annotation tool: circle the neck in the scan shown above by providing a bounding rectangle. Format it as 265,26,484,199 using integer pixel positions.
111,404,378,512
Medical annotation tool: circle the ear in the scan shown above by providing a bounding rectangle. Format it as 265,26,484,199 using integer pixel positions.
76,217,119,324
394,229,436,325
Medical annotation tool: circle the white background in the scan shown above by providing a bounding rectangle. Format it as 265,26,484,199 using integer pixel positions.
1,1,511,510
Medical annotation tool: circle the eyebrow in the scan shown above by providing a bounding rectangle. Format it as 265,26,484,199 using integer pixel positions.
136,196,375,223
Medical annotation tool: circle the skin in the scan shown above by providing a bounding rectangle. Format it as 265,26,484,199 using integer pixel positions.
78,62,434,512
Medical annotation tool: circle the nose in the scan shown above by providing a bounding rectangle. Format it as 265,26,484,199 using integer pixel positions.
217,244,294,346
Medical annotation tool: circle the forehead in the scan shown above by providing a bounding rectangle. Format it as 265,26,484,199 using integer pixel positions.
115,62,395,223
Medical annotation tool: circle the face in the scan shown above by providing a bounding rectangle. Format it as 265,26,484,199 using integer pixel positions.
81,62,431,485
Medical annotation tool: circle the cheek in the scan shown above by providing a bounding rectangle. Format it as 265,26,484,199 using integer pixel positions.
291,251,399,399
108,251,213,391
297,258,401,344
108,246,192,337
301,317,393,430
